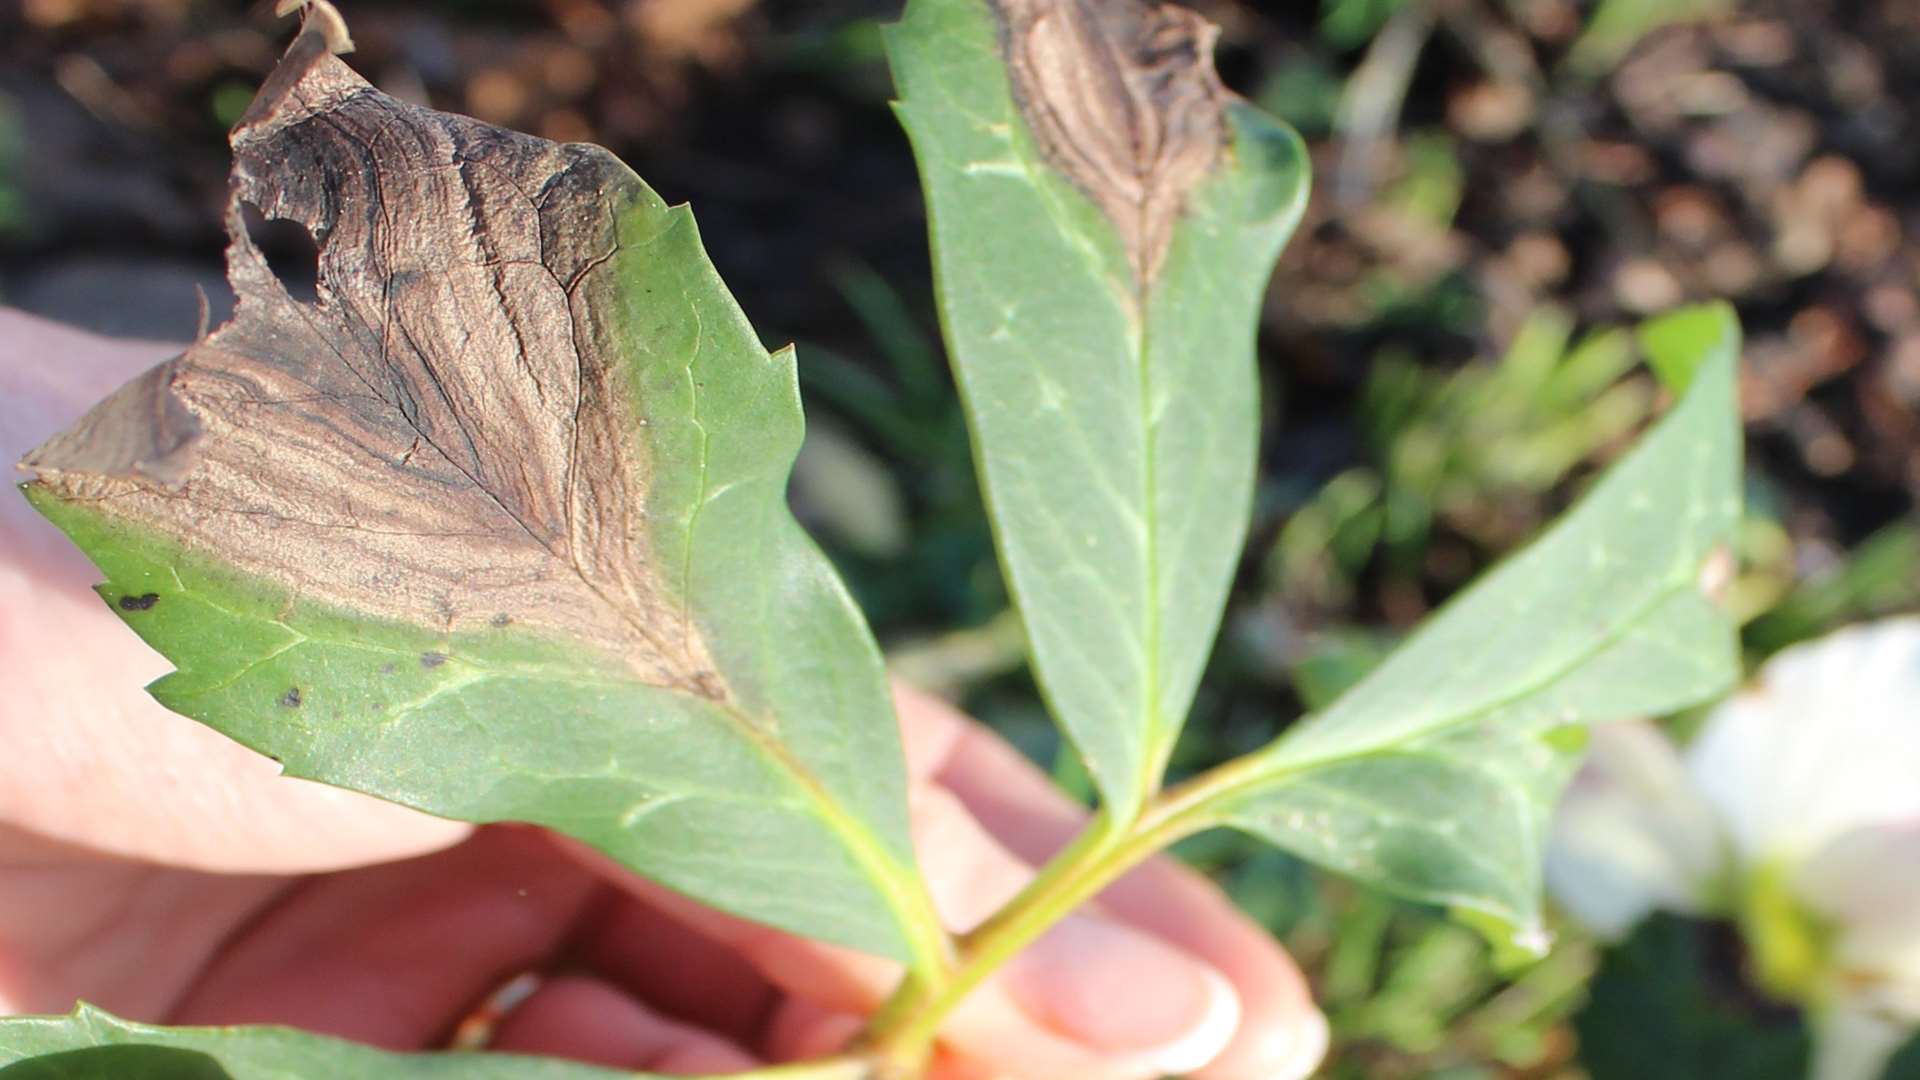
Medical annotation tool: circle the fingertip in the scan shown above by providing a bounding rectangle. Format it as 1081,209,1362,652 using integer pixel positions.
646,1041,763,1075
907,714,1321,1078
910,786,1030,932
927,1047,1010,1080
487,974,759,1075
1000,913,1241,1075
1135,880,1321,1080
762,997,863,1063
890,680,970,783
1284,1006,1332,1080
1205,1002,1328,1080
560,836,894,1016
273,780,476,871
1152,965,1245,1076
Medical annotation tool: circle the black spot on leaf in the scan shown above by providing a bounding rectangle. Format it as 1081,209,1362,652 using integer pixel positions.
280,687,303,708
421,651,447,668
118,592,160,611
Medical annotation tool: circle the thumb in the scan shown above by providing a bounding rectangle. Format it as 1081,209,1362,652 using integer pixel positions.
0,308,469,873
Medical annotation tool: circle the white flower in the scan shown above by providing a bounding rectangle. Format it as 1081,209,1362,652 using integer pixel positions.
1546,617,1920,1080
1546,718,1728,936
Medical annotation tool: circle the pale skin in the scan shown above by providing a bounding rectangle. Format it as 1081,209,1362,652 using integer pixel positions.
0,309,1327,1080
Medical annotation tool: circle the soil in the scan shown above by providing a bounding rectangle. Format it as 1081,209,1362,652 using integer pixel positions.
4,3,1913,1074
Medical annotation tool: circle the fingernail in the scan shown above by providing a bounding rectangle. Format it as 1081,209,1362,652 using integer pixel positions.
1225,1006,1329,1080
1002,913,1241,1074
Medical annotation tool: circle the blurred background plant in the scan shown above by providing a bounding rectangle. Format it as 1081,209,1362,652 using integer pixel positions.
2,0,1917,1075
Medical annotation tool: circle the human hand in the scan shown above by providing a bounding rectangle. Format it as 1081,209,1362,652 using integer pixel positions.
0,308,1327,1079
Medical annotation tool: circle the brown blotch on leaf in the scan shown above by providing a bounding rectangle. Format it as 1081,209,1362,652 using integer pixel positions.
421,651,448,669
117,592,161,612
990,0,1229,288
17,29,723,699
280,687,303,708
1697,543,1736,609
28,363,203,490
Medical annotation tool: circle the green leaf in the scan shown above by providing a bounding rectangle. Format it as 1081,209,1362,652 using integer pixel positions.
19,25,940,966
1640,302,1726,394
884,0,1310,817
1568,0,1732,76
0,1005,645,1080
1207,303,1744,950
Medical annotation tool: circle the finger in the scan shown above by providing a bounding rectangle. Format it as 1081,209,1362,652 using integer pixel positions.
907,685,1328,1080
895,678,970,785
759,1004,1037,1080
486,974,760,1074
926,1047,1011,1080
0,824,285,1020
1,307,184,584
169,827,598,1048
0,308,177,472
759,1000,1044,1080
578,787,1240,1080
553,841,887,1018
761,996,864,1063
0,309,470,873
564,884,779,1045
543,685,939,1022
567,682,1249,1077
915,787,1240,1080
912,778,1236,1068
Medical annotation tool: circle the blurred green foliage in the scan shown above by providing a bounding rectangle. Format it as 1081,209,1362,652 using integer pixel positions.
1176,827,1596,1079
1577,916,1810,1079
792,260,1003,636
0,95,25,244
209,81,255,131
1321,0,1412,50
1270,307,1654,611
1568,0,1737,74
1256,57,1346,138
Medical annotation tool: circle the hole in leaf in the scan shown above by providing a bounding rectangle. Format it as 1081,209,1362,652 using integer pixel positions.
241,201,320,304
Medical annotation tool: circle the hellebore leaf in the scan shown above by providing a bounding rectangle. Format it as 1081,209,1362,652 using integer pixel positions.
0,1004,659,1080
20,21,941,965
885,0,1310,818
1209,304,1745,951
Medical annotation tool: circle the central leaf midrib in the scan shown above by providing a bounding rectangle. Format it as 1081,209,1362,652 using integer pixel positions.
1000,84,1169,816
1131,288,1166,808
662,299,941,969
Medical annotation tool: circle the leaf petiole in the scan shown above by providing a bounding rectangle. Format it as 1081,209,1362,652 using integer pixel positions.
857,752,1278,1070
